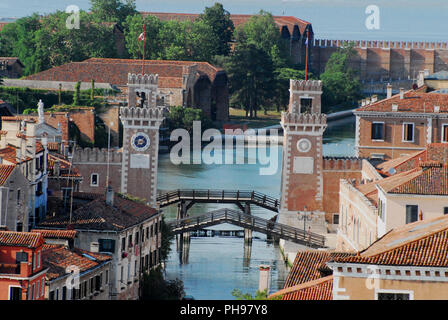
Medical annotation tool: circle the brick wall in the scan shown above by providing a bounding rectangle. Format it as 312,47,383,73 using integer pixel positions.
311,40,448,81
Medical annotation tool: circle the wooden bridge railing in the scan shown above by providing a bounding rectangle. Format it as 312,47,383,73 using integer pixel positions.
157,189,279,211
166,208,326,248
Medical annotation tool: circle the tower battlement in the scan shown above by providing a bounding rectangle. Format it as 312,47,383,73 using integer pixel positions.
120,106,165,122
72,146,122,164
282,112,327,125
127,73,159,86
290,79,323,93
127,73,159,108
323,157,363,171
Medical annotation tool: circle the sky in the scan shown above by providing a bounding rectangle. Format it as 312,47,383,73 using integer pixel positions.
0,0,447,41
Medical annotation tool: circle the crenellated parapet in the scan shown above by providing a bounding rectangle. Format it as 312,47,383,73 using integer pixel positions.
289,79,323,114
290,79,323,93
72,146,123,164
314,39,448,50
127,73,159,86
281,112,327,134
323,157,363,171
127,73,159,108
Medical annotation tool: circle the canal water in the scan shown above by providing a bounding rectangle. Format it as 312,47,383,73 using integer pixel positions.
159,116,355,300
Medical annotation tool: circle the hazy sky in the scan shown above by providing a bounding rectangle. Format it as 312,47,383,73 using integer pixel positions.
1,0,447,41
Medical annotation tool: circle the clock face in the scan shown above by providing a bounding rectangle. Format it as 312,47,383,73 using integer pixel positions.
131,132,150,151
297,138,312,153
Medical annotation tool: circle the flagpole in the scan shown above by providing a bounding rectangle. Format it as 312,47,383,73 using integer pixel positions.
305,30,309,81
142,24,146,76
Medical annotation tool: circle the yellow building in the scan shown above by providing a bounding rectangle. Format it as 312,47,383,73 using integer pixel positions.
329,214,448,300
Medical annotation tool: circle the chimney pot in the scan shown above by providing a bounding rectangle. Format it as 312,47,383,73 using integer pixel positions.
386,83,392,99
400,88,404,99
106,185,114,206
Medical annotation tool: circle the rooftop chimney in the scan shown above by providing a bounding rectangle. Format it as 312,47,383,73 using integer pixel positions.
106,185,114,206
386,83,392,99
258,265,271,294
399,88,404,99
417,70,425,88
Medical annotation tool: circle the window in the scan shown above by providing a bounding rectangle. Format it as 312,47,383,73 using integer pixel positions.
36,182,43,196
134,260,138,277
406,205,418,224
36,281,39,299
442,124,448,143
31,284,35,300
16,189,20,205
55,288,59,300
444,207,448,215
62,286,67,300
37,251,41,268
105,270,109,284
300,98,312,114
90,173,99,187
128,234,133,247
49,290,55,300
41,279,45,297
98,239,115,253
402,123,414,142
371,122,385,140
136,231,139,245
146,227,149,239
377,292,410,300
333,214,339,224
121,237,126,251
95,275,101,291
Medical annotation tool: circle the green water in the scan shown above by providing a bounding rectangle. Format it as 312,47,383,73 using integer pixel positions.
159,116,355,300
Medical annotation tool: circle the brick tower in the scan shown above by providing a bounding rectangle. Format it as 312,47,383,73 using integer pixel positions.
120,73,165,207
279,80,327,236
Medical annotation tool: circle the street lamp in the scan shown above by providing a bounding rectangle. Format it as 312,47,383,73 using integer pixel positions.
297,207,313,246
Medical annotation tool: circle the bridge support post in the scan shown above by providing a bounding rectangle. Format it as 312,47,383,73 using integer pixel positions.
243,241,252,268
244,202,252,244
177,200,190,243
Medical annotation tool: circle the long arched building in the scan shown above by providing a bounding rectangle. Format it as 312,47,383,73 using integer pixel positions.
143,12,313,66
23,58,229,121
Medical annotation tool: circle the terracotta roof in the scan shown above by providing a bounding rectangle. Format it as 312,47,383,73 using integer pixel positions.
42,245,111,281
332,214,448,267
31,229,77,240
0,164,15,185
25,58,224,89
48,153,81,177
356,87,448,113
269,275,333,300
0,145,33,164
142,12,312,35
0,231,44,249
37,193,159,231
283,250,354,288
388,163,448,195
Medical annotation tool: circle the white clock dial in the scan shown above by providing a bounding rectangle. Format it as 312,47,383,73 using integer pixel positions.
131,132,150,151
297,138,312,153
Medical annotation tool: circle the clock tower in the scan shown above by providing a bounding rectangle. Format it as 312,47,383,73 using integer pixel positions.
120,73,165,207
279,79,327,235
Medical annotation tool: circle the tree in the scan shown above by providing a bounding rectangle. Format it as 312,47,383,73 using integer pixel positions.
140,267,184,300
73,81,81,105
226,43,275,118
272,67,314,112
320,42,362,111
166,106,211,133
90,0,137,24
198,3,234,56
231,289,282,300
160,216,174,263
235,10,289,68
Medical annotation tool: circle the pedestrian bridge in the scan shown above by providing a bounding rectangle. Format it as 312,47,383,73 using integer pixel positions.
166,208,326,248
157,189,280,213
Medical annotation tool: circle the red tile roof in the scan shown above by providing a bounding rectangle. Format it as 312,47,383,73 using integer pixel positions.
142,12,311,35
0,145,33,164
42,245,111,281
388,163,448,195
0,164,15,185
31,229,77,240
356,87,448,113
269,275,333,300
283,250,354,288
0,231,44,249
333,214,448,267
25,58,223,89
